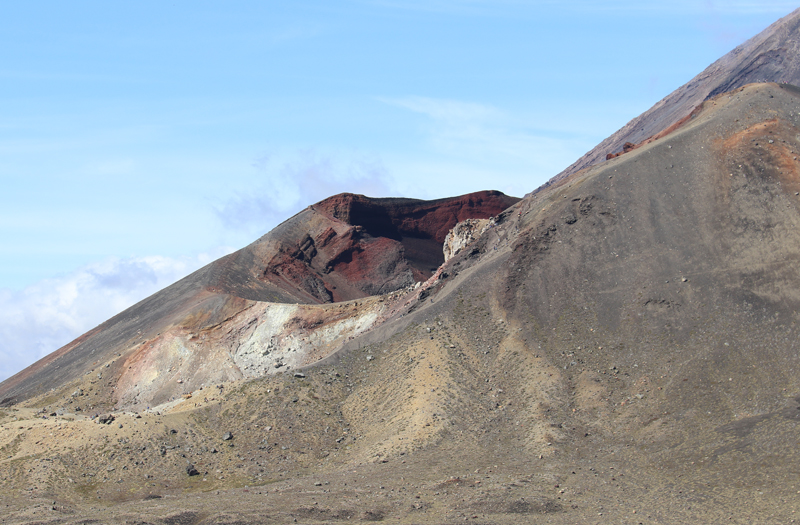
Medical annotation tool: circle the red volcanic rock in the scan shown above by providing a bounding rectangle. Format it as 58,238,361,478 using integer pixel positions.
261,190,520,303
606,141,638,160
316,190,515,244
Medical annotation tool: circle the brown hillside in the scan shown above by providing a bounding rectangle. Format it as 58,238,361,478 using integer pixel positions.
1,83,800,523
0,191,518,411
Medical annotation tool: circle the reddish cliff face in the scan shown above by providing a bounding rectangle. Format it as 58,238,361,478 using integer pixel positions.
0,189,519,408
260,190,520,303
316,190,516,243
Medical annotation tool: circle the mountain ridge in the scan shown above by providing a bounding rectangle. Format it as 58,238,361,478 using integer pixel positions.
547,6,800,186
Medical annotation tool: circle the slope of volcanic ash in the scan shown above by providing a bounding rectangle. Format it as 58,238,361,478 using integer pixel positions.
307,82,800,523
551,7,800,183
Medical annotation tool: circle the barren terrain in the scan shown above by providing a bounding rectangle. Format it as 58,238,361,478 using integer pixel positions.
2,83,800,524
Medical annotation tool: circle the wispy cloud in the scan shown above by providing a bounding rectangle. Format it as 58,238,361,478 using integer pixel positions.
215,153,395,235
379,96,592,196
0,250,231,382
385,97,499,122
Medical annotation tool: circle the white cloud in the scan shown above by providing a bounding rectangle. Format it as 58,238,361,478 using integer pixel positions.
0,250,232,382
215,153,396,235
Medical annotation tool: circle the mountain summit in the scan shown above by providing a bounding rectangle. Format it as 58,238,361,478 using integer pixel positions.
551,6,800,183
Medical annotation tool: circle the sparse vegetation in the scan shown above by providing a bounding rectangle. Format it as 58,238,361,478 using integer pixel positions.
4,27,800,524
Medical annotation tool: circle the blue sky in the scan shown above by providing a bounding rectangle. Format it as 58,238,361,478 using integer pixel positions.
1,0,797,380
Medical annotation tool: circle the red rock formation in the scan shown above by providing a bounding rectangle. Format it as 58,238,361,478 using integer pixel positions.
606,141,638,160
260,191,520,302
315,191,515,243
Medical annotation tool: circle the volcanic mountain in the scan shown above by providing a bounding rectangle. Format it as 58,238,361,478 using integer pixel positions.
0,190,518,411
551,6,800,184
1,81,799,524
3,14,800,525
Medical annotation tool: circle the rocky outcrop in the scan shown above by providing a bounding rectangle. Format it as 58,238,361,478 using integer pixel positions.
258,190,520,303
605,141,637,160
110,294,400,409
442,218,494,262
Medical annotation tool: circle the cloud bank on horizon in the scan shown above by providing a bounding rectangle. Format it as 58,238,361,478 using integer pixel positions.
0,1,796,382
0,251,231,382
